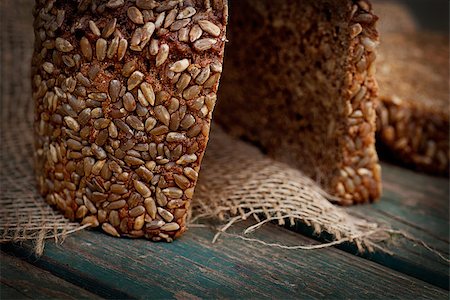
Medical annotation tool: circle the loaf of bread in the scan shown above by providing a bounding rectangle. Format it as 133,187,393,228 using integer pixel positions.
376,32,449,175
216,0,382,204
32,0,227,241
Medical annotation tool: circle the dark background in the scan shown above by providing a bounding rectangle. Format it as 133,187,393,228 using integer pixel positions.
397,0,449,32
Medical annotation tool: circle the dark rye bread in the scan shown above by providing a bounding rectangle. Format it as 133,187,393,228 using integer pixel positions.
376,32,449,175
32,0,227,241
216,0,382,204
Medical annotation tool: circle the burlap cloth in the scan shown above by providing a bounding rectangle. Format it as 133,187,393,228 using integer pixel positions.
2,0,445,260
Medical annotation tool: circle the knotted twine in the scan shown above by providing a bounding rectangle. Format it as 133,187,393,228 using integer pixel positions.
1,0,447,263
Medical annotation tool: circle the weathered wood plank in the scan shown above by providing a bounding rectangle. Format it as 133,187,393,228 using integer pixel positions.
2,222,448,299
1,251,100,299
1,283,30,299
347,162,449,289
288,162,449,289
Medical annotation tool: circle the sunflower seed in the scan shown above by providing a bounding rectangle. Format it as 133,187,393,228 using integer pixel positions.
161,222,180,231
155,44,169,67
123,92,137,111
169,60,189,73
55,37,74,52
64,116,80,132
195,66,210,85
122,60,137,77
350,23,363,38
194,38,216,52
210,61,222,73
134,214,145,230
189,24,202,42
157,207,174,222
127,71,144,90
183,167,198,181
107,36,120,59
150,125,169,136
176,73,191,92
75,205,88,219
204,73,220,89
81,215,99,227
178,27,189,42
170,19,190,31
136,0,158,9
102,223,120,237
78,37,92,61
108,80,121,102
128,6,144,24
94,118,110,129
108,200,127,210
187,124,202,137
166,132,186,142
102,18,117,38
42,62,54,73
154,105,170,126
106,0,124,9
124,155,144,166
117,38,128,61
96,38,107,61
183,85,201,100
144,197,157,218
198,20,220,37
145,117,157,131
361,37,378,52
130,28,143,47
140,82,155,106
177,6,196,19
173,174,190,190
180,114,195,129
149,38,159,55
164,8,178,28
129,205,146,217
89,20,101,36
146,220,165,230
176,153,197,165
126,115,145,131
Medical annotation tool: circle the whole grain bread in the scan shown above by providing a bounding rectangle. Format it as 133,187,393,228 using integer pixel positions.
32,0,228,241
216,0,382,204
376,31,449,175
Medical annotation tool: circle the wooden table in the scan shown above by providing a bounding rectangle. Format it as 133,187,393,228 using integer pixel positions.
1,162,449,299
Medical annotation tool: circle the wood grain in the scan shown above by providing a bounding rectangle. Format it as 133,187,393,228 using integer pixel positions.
1,251,100,299
2,221,447,299
287,162,449,289
348,162,449,289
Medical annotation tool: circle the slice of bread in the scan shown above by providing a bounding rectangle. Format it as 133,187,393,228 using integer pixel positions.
32,0,228,240
216,0,382,204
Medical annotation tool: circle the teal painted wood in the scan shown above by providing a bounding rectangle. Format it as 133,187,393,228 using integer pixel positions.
290,162,449,289
0,251,101,299
291,163,450,290
349,162,449,289
1,283,28,299
2,222,448,299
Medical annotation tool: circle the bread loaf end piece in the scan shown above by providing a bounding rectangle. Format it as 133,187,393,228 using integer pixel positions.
217,0,381,204
32,0,228,240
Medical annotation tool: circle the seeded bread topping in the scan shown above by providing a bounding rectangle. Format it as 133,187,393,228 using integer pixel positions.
32,0,228,241
216,0,381,204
